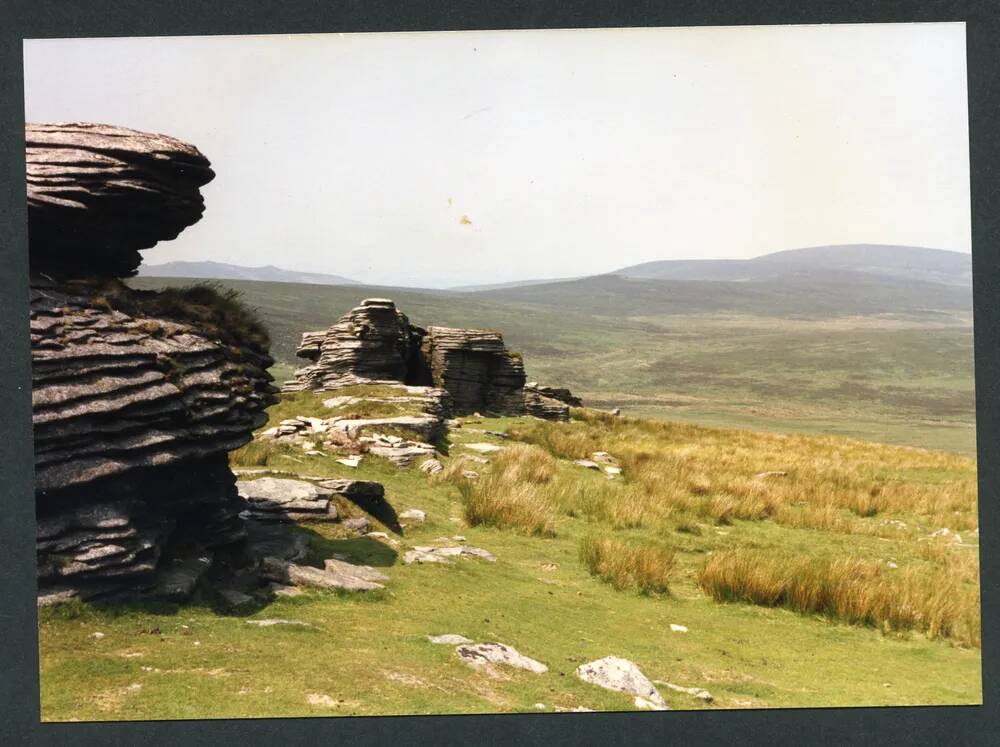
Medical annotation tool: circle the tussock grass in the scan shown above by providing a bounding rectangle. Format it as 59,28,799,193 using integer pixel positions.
698,549,980,646
580,535,675,594
455,444,557,536
510,412,977,537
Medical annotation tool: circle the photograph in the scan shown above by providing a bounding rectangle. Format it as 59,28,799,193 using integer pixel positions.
24,22,980,721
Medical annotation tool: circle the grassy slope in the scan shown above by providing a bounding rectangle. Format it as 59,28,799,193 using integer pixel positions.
38,413,980,720
129,278,976,454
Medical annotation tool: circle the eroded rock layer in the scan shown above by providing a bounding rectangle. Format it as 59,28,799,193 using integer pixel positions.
28,123,276,601
26,122,215,278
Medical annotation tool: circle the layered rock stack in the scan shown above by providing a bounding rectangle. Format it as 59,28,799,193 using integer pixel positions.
523,382,582,421
27,123,277,603
284,299,527,416
283,299,415,392
420,327,526,415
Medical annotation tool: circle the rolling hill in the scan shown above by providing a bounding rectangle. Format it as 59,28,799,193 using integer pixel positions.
138,260,359,286
611,244,971,287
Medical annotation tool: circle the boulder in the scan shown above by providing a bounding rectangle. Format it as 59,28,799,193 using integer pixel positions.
575,657,668,709
524,390,570,421
259,556,385,591
402,545,497,564
236,478,337,522
455,642,548,673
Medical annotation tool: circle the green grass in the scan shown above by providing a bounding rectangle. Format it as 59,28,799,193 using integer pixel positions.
39,411,981,720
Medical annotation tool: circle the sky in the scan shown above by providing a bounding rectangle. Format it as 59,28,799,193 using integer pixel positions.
23,23,971,289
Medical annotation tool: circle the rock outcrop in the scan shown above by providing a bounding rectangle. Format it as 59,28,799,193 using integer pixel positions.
26,122,215,278
28,123,277,602
284,298,528,416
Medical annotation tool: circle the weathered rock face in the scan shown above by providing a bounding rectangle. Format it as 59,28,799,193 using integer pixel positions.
284,299,527,416
28,123,276,602
26,122,215,278
284,298,414,392
420,327,526,415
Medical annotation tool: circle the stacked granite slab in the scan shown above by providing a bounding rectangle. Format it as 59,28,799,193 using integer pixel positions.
284,300,527,416
283,298,414,392
27,122,277,603
420,327,526,415
523,383,583,421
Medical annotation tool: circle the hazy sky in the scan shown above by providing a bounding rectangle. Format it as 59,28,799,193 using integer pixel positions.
23,23,970,288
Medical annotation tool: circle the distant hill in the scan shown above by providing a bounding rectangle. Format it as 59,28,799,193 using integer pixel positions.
449,277,581,292
612,244,971,287
138,260,358,286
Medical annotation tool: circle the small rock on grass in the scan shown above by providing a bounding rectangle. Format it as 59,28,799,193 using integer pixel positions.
456,642,548,673
427,634,473,645
246,619,312,627
400,508,426,523
419,458,443,475
403,545,497,564
575,656,667,709
669,624,688,633
573,459,601,470
660,681,713,702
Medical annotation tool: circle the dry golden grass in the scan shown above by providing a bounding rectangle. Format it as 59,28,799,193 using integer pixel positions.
510,411,977,536
580,535,675,594
456,444,558,536
698,549,980,646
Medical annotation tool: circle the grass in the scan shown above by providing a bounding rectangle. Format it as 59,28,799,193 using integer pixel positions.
698,549,980,647
580,536,675,594
80,277,270,350
453,444,558,536
38,411,982,720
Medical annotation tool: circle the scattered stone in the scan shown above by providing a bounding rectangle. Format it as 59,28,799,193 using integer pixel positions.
669,624,688,633
342,517,371,534
90,631,105,640
610,408,621,416
456,642,548,673
754,471,788,479
533,703,547,710
524,386,571,421
266,582,303,598
259,556,385,591
462,470,480,480
573,459,601,470
245,619,312,627
575,657,667,709
452,535,467,543
427,634,473,645
419,458,444,475
336,456,362,468
403,545,497,564
603,466,623,477
307,693,338,708
887,561,899,569
151,551,214,601
660,681,713,702
928,528,963,544
236,478,337,522
400,509,426,524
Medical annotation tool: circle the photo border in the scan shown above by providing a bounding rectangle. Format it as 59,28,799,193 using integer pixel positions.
2,1,997,744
